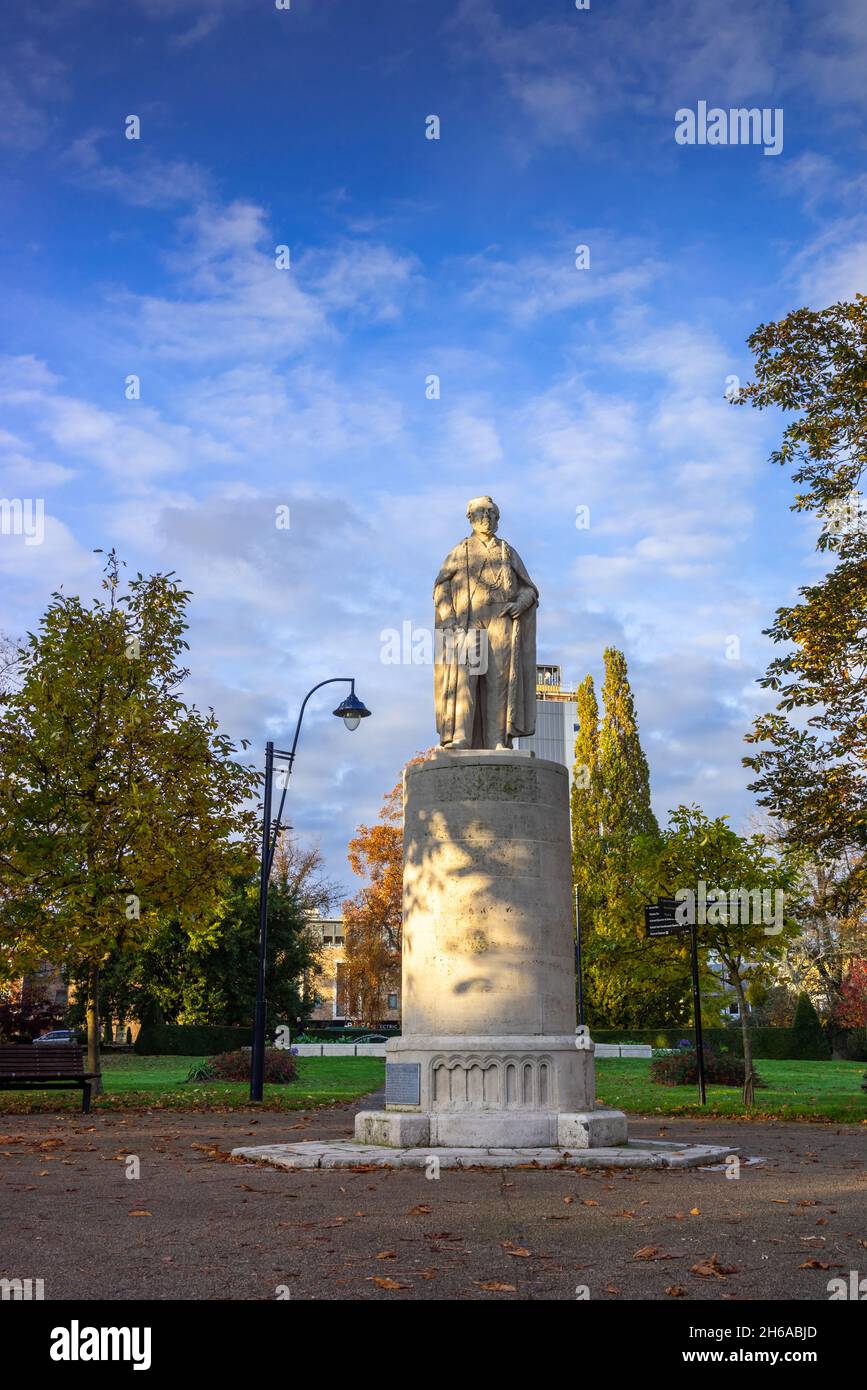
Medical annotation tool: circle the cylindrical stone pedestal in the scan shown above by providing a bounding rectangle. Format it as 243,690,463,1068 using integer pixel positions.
355,750,626,1149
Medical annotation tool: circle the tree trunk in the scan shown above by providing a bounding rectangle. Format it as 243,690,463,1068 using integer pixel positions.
86,963,103,1097
731,972,755,1106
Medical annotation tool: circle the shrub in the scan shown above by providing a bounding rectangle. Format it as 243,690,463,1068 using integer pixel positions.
650,1047,763,1088
186,1047,298,1084
790,994,831,1061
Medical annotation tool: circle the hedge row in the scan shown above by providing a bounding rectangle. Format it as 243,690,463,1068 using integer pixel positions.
132,1021,864,1060
591,1027,823,1059
134,1024,253,1056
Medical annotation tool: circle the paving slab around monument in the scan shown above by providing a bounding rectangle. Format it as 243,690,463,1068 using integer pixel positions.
231,1137,739,1170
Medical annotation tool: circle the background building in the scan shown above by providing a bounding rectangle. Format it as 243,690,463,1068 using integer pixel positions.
307,915,346,1024
306,913,400,1027
516,663,579,778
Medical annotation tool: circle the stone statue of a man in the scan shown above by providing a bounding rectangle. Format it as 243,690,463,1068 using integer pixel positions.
433,496,538,750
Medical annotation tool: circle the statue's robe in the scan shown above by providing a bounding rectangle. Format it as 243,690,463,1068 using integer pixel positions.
433,534,538,747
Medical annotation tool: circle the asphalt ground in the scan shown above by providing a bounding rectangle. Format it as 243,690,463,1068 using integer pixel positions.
1,1090,865,1303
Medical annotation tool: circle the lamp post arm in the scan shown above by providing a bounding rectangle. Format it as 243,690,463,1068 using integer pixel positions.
265,677,355,878
287,677,356,765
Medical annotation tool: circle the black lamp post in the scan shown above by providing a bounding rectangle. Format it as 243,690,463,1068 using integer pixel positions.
249,678,371,1102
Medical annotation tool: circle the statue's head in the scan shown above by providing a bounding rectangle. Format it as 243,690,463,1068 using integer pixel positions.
467,496,500,538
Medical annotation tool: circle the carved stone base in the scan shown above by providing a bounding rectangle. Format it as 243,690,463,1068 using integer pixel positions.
383,1033,595,1112
354,1034,627,1149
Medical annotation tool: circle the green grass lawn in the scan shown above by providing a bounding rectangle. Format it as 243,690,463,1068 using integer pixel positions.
1,1053,863,1122
0,1053,386,1114
596,1057,866,1124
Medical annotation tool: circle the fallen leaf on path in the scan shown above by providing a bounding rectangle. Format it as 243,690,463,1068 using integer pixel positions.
633,1245,680,1262
367,1277,411,1290
691,1253,736,1278
189,1142,233,1162
476,1281,517,1292
666,1285,686,1297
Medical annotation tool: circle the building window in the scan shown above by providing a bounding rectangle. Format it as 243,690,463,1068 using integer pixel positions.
387,993,398,1011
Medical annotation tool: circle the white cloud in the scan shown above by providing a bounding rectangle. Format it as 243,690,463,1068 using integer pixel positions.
801,0,867,107
67,130,212,208
447,0,789,151
0,356,196,485
462,240,661,324
793,230,867,309
0,429,76,490
0,43,67,152
115,202,420,363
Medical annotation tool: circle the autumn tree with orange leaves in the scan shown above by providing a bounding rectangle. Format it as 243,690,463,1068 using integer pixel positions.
341,753,430,1025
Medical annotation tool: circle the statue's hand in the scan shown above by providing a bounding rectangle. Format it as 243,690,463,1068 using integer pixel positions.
501,602,522,619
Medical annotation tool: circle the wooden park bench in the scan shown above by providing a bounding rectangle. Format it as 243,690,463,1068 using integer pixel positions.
0,1044,97,1112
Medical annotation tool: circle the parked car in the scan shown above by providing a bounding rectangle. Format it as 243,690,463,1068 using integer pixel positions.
352,1033,388,1044
33,1029,76,1044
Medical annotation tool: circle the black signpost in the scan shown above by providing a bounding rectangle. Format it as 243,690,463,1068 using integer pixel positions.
644,897,706,1106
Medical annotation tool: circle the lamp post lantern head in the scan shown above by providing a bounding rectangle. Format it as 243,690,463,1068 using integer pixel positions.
332,690,371,732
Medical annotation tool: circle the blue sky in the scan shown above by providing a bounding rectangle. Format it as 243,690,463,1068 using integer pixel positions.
1,0,866,891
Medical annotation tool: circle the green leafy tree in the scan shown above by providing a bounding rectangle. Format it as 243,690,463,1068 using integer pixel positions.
71,833,332,1033
738,295,867,862
653,806,802,1102
136,874,319,1032
0,552,259,1092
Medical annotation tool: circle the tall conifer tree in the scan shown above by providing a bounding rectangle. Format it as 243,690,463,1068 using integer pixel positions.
571,675,605,934
571,648,682,1026
599,647,659,855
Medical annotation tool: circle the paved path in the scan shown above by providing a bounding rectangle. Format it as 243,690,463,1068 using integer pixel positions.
1,1093,864,1300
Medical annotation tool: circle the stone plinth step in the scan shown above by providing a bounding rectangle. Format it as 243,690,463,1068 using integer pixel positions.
230,1139,740,1171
